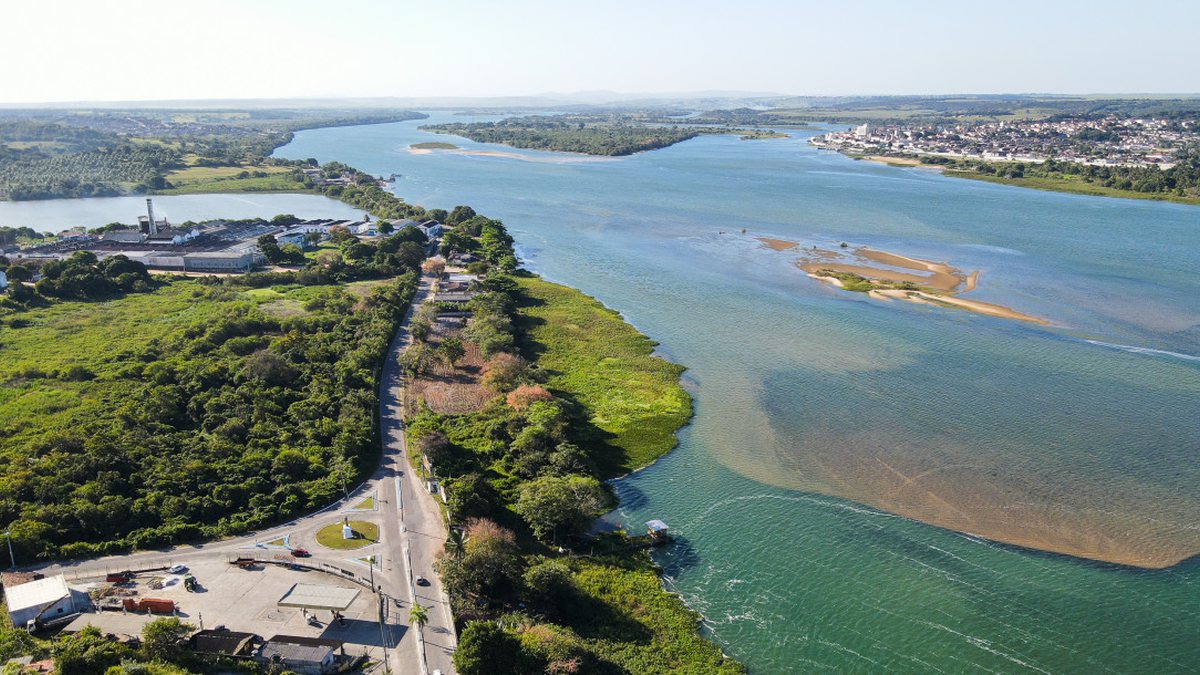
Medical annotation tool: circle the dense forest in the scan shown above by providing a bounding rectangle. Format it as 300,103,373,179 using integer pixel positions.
0,109,425,200
421,115,709,156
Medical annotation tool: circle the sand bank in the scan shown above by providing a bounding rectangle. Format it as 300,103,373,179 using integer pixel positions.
798,246,1046,324
756,237,800,251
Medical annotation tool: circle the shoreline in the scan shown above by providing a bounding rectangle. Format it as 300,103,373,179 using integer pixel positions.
840,151,1200,206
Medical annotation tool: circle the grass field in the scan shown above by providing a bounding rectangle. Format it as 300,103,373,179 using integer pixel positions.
155,165,303,195
315,520,379,549
514,275,692,476
410,141,459,150
0,282,342,451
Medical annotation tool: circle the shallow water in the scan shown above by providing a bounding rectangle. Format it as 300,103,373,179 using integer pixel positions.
275,116,1200,672
0,192,366,232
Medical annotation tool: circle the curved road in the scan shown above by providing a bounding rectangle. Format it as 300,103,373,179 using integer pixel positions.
32,273,456,675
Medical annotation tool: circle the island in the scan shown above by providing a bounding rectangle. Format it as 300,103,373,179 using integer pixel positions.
761,238,1048,324
420,113,783,156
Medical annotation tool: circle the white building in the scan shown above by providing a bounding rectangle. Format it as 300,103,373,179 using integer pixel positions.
4,575,87,628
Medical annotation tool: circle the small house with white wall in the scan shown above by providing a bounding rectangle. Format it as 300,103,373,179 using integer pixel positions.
4,574,88,629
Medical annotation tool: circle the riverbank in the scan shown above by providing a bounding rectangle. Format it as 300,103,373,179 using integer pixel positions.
403,256,738,671
846,152,1200,205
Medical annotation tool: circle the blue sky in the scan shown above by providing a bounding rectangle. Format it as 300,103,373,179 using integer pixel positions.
5,0,1198,103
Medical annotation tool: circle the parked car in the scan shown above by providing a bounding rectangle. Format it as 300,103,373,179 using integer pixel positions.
415,576,430,586
291,548,311,558
167,564,187,574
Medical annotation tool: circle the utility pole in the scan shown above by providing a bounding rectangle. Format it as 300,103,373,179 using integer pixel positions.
4,530,14,569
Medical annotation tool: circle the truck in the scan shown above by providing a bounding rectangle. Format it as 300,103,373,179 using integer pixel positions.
122,598,176,614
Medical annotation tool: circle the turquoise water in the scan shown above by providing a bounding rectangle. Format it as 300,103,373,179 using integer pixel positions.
0,192,366,232
276,116,1200,672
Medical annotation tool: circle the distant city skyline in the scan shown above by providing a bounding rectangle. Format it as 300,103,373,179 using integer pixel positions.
6,0,1199,104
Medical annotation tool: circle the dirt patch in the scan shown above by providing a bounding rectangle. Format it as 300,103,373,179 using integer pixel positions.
405,318,494,414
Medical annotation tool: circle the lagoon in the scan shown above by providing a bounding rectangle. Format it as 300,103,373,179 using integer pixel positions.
273,115,1200,672
0,192,366,232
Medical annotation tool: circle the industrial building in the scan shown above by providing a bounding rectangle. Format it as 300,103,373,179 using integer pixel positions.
3,574,88,629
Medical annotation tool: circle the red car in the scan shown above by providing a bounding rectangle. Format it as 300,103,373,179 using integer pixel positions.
291,548,311,558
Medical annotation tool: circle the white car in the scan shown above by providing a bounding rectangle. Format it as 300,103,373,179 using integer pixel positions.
168,564,187,574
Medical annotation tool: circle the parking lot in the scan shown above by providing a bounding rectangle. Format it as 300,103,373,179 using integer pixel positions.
72,558,404,659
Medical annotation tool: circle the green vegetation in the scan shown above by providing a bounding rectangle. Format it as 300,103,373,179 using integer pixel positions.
352,495,376,510
315,520,379,549
422,115,708,156
404,218,737,674
411,141,459,150
0,109,425,200
919,154,1200,204
156,165,304,195
513,276,692,475
0,262,420,559
815,269,921,294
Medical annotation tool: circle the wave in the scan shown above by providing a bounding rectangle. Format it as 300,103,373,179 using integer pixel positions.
1082,339,1200,363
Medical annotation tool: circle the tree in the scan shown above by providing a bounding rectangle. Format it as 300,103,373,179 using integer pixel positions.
399,343,438,376
482,354,532,393
447,205,477,226
257,234,282,264
454,621,529,675
141,617,195,662
271,213,300,226
515,475,613,545
445,527,466,560
409,603,429,627
409,318,432,343
506,384,553,411
4,264,32,282
53,626,133,675
522,560,575,610
422,258,446,277
439,337,465,367
437,518,523,607
377,220,395,235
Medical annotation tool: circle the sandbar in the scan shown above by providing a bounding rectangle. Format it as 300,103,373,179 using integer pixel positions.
799,246,1046,324
757,237,800,251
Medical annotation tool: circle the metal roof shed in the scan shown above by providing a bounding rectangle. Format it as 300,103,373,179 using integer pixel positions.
276,583,360,612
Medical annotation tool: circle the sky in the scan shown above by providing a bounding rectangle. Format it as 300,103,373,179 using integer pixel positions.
5,0,1199,104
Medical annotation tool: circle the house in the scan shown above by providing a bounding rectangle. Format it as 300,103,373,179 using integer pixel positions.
275,228,311,249
190,628,257,657
4,575,87,629
419,220,445,238
349,222,376,237
260,635,344,675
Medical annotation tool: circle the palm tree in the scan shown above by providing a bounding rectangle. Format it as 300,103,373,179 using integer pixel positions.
409,602,429,628
444,528,465,560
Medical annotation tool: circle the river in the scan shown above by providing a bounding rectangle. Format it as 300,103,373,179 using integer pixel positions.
63,114,1200,672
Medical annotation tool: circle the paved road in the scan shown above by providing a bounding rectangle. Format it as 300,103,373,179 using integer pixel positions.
32,273,456,674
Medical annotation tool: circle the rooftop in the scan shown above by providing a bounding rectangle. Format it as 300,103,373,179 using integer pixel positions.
4,575,69,611
276,583,360,612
